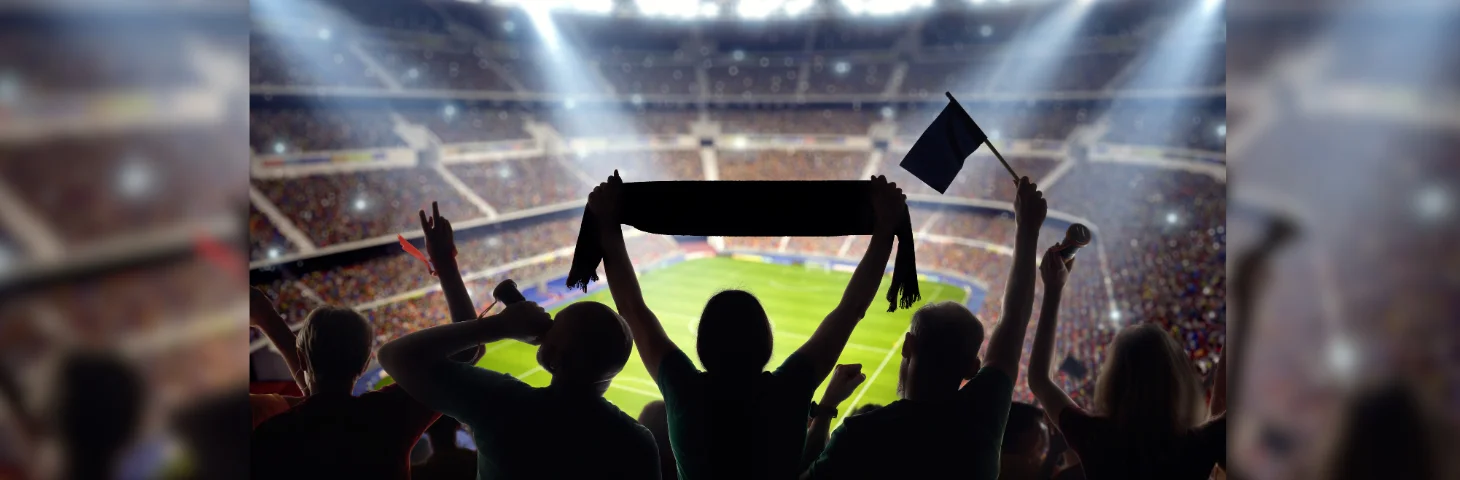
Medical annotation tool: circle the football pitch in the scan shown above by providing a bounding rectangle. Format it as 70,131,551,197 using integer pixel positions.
378,256,973,421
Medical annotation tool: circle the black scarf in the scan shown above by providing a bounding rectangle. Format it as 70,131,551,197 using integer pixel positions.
566,180,919,312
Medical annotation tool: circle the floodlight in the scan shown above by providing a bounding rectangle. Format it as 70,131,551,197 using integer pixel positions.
273,142,286,154
1216,123,1226,138
1166,212,1178,224
317,28,332,40
268,247,281,259
354,198,367,211
444,105,457,117
834,61,850,74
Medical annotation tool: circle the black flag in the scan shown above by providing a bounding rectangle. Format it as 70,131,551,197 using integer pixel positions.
898,93,988,194
1059,354,1089,380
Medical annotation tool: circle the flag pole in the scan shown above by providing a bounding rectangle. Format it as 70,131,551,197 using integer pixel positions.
945,92,1019,181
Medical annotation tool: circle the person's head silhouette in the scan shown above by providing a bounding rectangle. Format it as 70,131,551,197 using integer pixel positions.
897,301,984,400
296,306,373,395
536,302,632,391
53,351,145,480
1000,402,1050,472
695,290,772,375
1094,323,1206,437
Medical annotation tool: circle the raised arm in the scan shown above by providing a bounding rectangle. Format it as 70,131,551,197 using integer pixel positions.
250,287,310,396
589,173,676,380
377,302,552,413
1219,216,1292,417
1028,247,1077,422
801,364,865,473
419,201,485,364
795,176,903,380
983,177,1046,381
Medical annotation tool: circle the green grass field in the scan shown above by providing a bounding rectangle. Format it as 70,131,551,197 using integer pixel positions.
378,256,970,422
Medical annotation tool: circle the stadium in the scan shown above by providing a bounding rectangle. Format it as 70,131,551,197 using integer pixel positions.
243,0,1227,427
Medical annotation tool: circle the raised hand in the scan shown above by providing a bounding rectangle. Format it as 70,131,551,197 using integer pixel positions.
498,301,553,345
870,175,906,235
820,363,866,406
249,287,279,326
1014,176,1047,237
418,201,456,263
1039,246,1072,292
588,171,626,226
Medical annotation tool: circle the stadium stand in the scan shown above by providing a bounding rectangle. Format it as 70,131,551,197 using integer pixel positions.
445,158,588,214
718,151,867,181
718,109,877,136
249,35,382,88
252,168,477,246
249,106,406,154
399,106,532,144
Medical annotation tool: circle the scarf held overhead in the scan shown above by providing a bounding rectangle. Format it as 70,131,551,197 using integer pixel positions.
567,180,920,312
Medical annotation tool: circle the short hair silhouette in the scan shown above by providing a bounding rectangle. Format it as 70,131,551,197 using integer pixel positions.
54,351,145,477
638,400,677,480
696,290,773,374
1093,323,1206,438
1002,402,1048,457
899,301,984,396
537,302,632,383
850,404,883,417
296,306,373,390
1320,383,1438,480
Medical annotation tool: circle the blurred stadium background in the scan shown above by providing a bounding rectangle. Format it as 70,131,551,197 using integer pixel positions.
243,0,1226,469
0,0,1451,478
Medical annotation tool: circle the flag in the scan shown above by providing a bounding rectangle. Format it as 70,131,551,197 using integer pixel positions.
899,92,989,194
1059,354,1089,380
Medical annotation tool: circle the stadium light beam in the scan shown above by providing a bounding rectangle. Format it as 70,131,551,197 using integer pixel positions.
988,1,1096,95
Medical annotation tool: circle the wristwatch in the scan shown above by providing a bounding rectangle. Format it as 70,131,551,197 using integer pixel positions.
808,401,838,419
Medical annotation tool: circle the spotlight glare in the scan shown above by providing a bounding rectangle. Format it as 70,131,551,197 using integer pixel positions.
317,28,332,41
273,141,286,154
834,61,850,74
841,0,933,15
1216,123,1226,138
732,50,746,61
733,136,748,149
117,159,153,199
1110,310,1122,321
564,98,577,110
268,247,281,259
503,21,515,32
444,105,457,117
407,68,419,79
1166,212,1178,224
979,25,993,37
354,198,367,211
1415,184,1452,222
880,106,894,119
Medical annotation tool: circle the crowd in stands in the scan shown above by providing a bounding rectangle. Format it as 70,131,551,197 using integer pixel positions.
551,110,700,137
718,109,877,136
249,206,295,260
1049,163,1227,372
574,151,704,182
398,106,531,144
250,106,406,154
374,44,514,92
718,150,866,181
599,63,702,96
901,60,999,97
0,28,199,94
249,35,382,88
804,59,892,95
1103,104,1227,152
446,157,588,214
252,167,477,246
0,132,242,246
704,65,806,97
